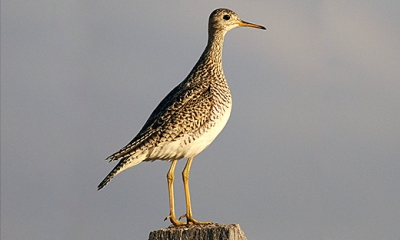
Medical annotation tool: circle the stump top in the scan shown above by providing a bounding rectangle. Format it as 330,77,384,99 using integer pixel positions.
148,223,248,240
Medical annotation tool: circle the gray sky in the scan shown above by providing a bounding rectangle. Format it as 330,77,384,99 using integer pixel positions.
2,1,400,239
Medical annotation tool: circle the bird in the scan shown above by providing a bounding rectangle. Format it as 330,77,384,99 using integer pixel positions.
98,8,265,226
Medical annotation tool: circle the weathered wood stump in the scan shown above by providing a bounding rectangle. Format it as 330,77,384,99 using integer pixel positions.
148,223,247,240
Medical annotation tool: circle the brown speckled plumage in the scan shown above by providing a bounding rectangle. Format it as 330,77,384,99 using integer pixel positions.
97,9,266,216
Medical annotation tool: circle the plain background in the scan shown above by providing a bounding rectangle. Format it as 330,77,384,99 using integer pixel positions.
2,1,400,239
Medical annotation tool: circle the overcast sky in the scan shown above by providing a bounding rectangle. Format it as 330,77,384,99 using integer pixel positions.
2,1,400,239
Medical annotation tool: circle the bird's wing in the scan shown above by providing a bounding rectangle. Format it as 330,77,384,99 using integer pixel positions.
106,81,213,161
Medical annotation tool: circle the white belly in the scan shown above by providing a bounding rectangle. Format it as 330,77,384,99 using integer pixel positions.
147,105,232,161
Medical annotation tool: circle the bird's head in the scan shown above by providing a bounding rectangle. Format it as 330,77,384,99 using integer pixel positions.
208,8,266,34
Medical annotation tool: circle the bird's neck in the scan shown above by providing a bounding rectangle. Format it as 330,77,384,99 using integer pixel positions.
202,32,226,69
188,31,226,77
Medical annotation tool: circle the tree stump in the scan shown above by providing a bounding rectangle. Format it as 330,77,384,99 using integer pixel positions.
148,223,247,240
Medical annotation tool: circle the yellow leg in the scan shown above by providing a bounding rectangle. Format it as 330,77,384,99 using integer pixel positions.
179,156,212,225
164,160,185,226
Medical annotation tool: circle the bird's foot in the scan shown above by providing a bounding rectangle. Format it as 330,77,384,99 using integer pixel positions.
178,214,212,225
164,215,186,226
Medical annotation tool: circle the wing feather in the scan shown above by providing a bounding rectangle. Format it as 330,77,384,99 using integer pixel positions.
106,81,212,161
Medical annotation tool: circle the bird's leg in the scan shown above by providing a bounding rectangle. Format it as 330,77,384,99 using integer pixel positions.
164,160,185,226
179,156,212,225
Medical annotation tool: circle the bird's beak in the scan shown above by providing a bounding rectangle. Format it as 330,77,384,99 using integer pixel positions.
238,20,266,30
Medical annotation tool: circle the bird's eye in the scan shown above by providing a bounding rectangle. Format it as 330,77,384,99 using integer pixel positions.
223,15,230,20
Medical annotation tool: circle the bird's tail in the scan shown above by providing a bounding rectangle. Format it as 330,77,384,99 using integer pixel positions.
97,155,143,190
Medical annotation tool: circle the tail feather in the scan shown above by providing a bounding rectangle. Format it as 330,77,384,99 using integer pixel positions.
105,134,150,162
106,148,130,162
98,157,129,190
98,154,145,190
106,143,139,162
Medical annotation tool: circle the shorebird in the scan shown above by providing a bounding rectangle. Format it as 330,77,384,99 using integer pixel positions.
98,8,265,226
